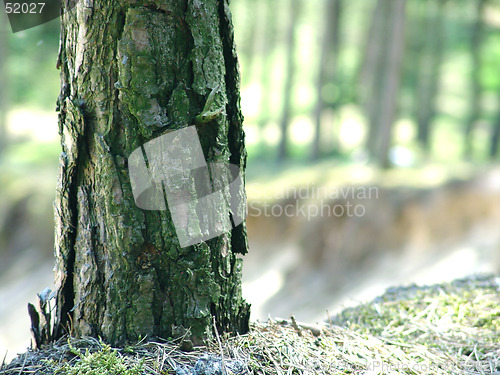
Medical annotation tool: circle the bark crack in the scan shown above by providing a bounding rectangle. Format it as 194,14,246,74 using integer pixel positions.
54,140,79,338
216,0,248,258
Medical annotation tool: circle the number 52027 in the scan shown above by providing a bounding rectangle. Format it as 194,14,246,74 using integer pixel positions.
5,3,46,14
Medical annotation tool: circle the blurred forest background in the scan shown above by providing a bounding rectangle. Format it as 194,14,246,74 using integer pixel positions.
2,0,500,362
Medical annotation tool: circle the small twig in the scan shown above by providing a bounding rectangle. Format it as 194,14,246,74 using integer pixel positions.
326,309,333,327
290,316,302,337
212,316,227,375
1,350,7,370
18,353,27,375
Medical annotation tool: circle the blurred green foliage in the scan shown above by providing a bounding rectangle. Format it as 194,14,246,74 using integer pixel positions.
4,18,60,109
2,0,500,166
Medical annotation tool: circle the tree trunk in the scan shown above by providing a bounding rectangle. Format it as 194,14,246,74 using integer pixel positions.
489,91,500,159
464,0,485,159
0,11,8,156
278,0,300,161
239,0,262,87
312,0,342,160
415,0,446,153
374,0,406,168
404,0,425,121
357,0,385,118
256,0,278,154
52,0,250,347
364,0,390,159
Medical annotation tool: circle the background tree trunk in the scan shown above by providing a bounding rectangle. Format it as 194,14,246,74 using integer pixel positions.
415,0,446,154
363,0,390,160
464,0,485,158
256,0,278,155
374,0,407,168
53,0,250,346
357,0,385,120
239,0,260,87
312,0,342,160
0,12,8,156
489,90,500,159
278,0,300,161
362,0,406,167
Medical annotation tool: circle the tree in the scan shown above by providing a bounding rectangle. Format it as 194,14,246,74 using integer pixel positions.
278,0,300,161
463,0,485,158
357,0,385,123
374,0,406,168
42,0,250,348
415,0,447,154
256,0,278,156
363,0,406,167
361,0,390,161
489,90,500,159
237,0,262,87
312,0,342,160
0,11,8,156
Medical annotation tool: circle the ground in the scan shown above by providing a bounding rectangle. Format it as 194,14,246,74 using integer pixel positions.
2,274,499,374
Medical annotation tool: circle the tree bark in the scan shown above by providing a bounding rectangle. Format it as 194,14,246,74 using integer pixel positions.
52,0,250,346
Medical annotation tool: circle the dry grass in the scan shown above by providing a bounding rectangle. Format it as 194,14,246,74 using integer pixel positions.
2,274,499,374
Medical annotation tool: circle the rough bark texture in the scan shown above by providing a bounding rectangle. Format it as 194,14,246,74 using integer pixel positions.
53,0,250,346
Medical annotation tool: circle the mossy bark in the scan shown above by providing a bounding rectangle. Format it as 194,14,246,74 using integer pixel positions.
53,0,250,346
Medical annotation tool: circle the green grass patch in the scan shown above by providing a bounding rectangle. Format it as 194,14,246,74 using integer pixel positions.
43,338,144,375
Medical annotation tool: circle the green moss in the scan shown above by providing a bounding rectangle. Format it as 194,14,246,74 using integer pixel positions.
334,277,500,350
117,8,169,138
185,1,225,94
45,339,144,375
167,85,190,126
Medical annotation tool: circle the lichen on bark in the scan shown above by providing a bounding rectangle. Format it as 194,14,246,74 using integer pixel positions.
53,0,250,346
